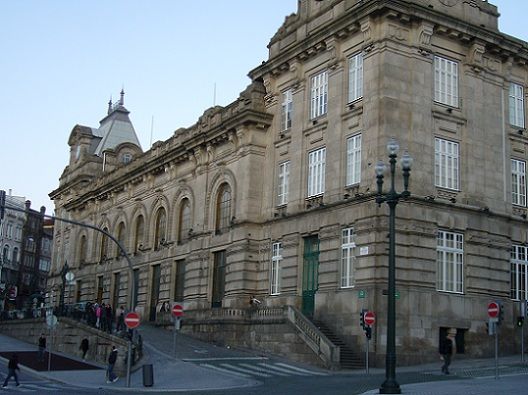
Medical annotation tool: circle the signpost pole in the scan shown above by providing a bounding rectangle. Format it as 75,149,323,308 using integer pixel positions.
494,325,499,379
173,319,177,355
126,337,132,387
47,327,52,372
366,336,369,374
171,304,184,355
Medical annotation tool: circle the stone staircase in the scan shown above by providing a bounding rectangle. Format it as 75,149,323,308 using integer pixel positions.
312,320,363,369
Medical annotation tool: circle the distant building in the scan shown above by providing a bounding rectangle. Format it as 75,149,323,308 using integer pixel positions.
49,1,528,367
0,193,52,312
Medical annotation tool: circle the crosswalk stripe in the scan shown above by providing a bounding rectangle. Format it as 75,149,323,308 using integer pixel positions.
199,363,251,378
274,362,328,376
219,363,272,378
183,356,268,362
239,363,289,377
257,363,309,376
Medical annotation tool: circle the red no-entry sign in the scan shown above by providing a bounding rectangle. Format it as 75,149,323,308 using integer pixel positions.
488,302,499,318
124,312,141,329
172,304,184,317
364,311,375,326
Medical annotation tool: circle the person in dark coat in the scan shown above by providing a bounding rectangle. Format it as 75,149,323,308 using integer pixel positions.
439,329,457,374
106,346,118,383
37,333,46,362
80,338,89,360
2,353,20,387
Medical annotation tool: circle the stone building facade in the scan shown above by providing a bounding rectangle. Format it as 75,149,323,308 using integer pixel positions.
49,0,528,366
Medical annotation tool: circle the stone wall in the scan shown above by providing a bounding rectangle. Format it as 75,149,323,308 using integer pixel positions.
0,318,131,375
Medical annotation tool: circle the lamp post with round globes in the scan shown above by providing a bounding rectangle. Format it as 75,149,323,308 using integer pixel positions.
375,137,412,394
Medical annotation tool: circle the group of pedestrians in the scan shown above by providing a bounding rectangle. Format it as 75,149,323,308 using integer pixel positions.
84,302,125,334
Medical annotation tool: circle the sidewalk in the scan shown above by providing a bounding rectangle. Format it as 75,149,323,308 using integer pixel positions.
1,326,527,393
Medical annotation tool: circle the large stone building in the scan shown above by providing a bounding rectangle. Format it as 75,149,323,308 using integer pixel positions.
49,0,528,367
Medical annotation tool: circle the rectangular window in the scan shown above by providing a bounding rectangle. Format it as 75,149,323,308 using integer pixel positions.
271,242,282,295
435,138,459,190
39,258,50,272
511,245,528,300
346,134,362,186
348,53,363,102
278,161,290,206
310,70,328,119
281,89,293,131
308,147,326,197
510,83,525,128
341,228,356,288
437,230,464,293
512,159,526,207
434,56,458,107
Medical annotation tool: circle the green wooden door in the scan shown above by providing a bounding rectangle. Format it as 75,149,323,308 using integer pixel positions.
302,236,320,317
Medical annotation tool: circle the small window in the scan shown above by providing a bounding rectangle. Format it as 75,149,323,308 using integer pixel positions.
348,53,363,103
307,147,326,197
434,56,458,107
310,71,328,119
216,184,232,233
510,83,525,128
512,159,526,207
123,153,133,164
281,89,293,131
270,242,282,295
435,138,459,190
278,161,290,206
346,134,361,186
341,228,356,288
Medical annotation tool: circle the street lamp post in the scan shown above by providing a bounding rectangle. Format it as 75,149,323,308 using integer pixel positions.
375,138,412,395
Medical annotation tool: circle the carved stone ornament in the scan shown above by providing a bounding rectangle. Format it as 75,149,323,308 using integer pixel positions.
439,0,460,6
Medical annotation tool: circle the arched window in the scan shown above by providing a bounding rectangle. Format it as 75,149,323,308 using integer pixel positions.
216,184,231,233
2,245,9,264
78,235,87,266
100,227,109,263
116,222,126,258
134,215,144,253
154,208,167,250
12,247,19,264
178,199,191,243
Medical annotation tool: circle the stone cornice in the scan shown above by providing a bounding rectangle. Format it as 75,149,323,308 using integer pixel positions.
250,0,528,81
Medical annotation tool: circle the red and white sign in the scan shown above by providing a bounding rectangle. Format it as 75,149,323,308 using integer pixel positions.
487,302,499,318
124,312,141,329
364,311,376,326
172,304,184,317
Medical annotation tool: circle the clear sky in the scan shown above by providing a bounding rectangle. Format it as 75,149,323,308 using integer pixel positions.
1,0,526,213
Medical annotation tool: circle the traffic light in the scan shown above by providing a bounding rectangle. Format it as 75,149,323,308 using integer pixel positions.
498,303,504,326
365,326,372,340
517,316,524,327
360,309,367,329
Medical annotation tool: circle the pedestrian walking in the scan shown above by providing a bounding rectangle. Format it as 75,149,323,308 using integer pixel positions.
80,338,89,360
439,328,457,374
37,333,46,362
106,346,118,383
2,353,20,388
95,303,102,329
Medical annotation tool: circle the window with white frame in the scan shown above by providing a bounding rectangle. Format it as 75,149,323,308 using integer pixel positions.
281,89,293,131
348,52,363,102
308,147,326,197
346,134,362,186
512,159,526,207
509,83,525,128
341,227,356,288
270,242,282,295
310,70,328,119
435,138,459,190
434,56,458,107
511,244,528,300
437,230,464,293
278,161,290,206
6,222,13,239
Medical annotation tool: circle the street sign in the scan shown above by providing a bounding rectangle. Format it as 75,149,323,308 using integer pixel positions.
488,301,499,318
358,290,366,299
364,311,375,326
172,304,184,317
124,312,140,329
46,314,57,328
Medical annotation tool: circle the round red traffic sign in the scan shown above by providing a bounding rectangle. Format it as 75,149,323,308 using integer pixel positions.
364,311,375,326
488,302,499,318
172,304,184,317
124,312,141,329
